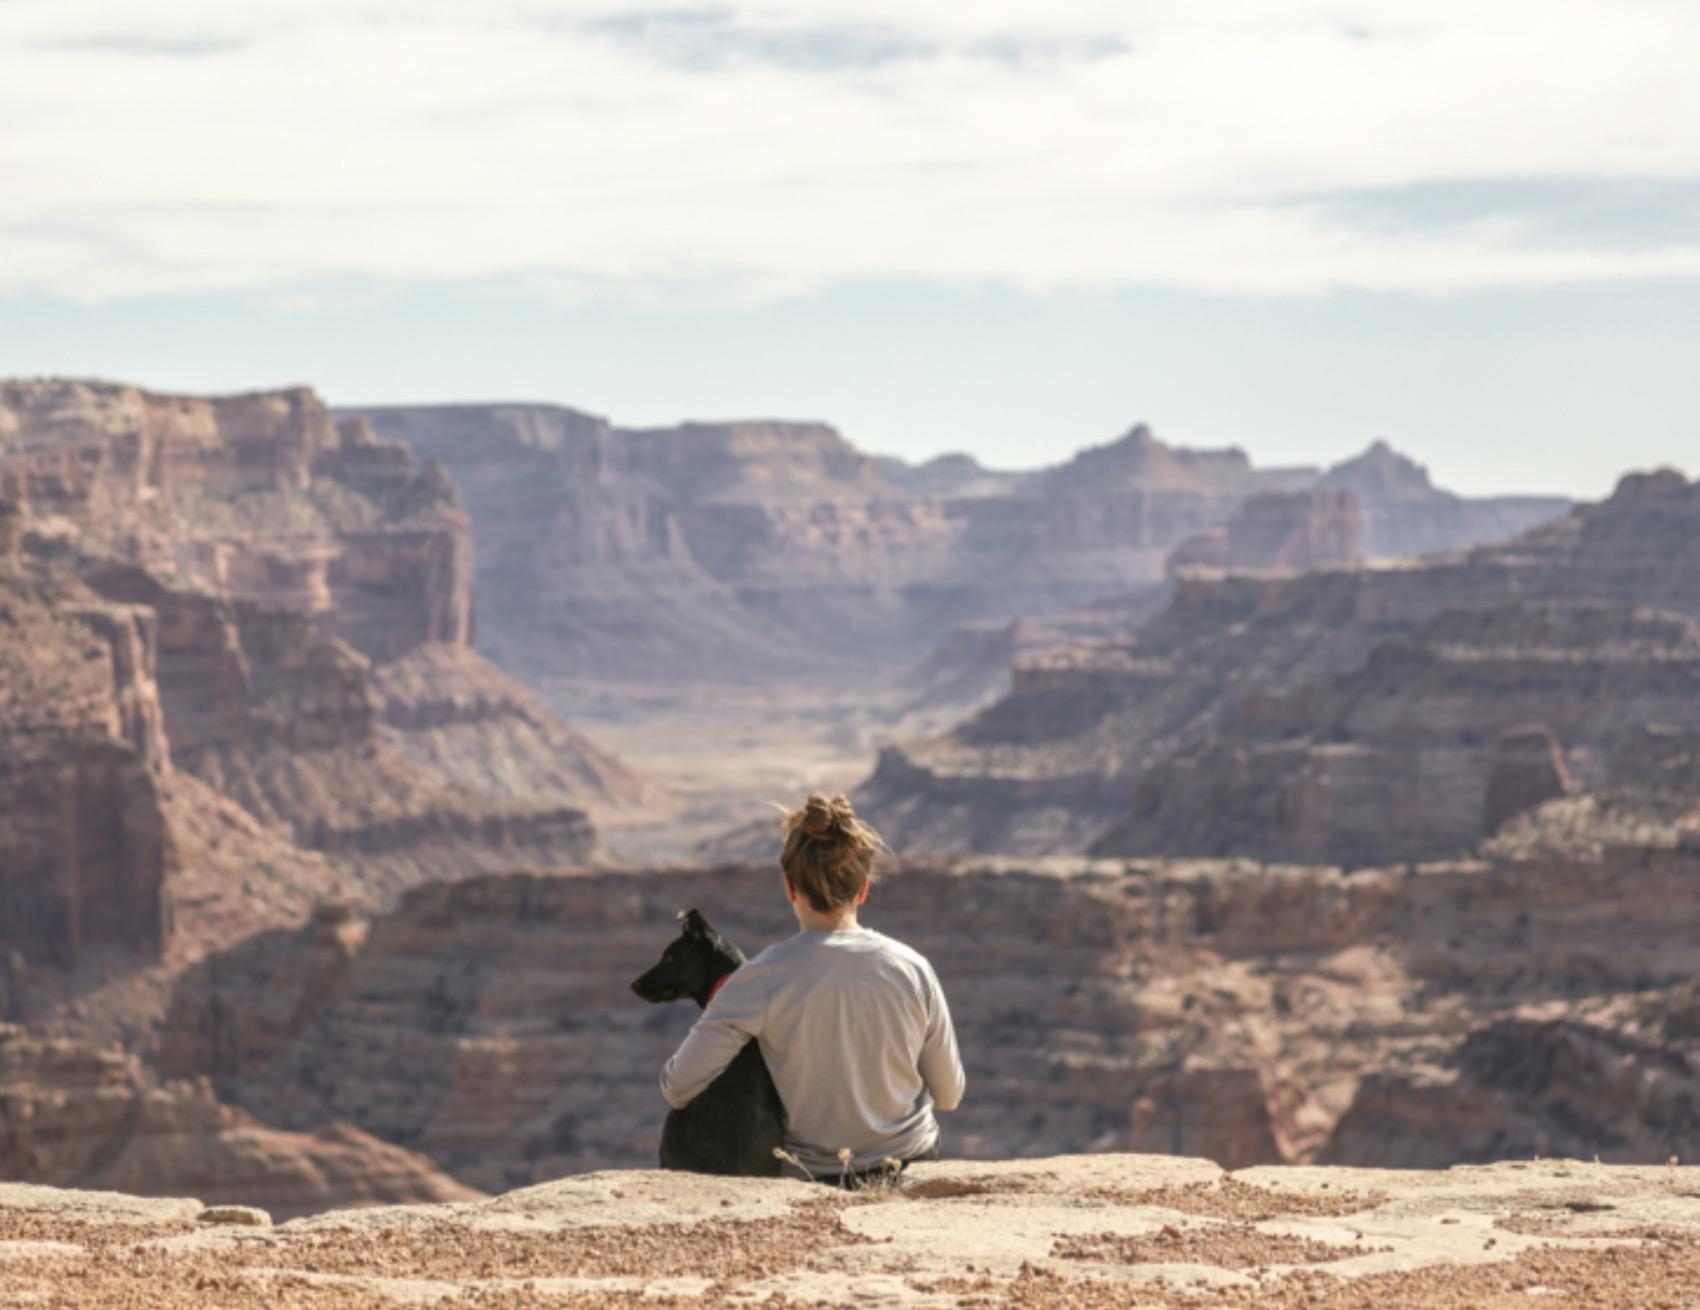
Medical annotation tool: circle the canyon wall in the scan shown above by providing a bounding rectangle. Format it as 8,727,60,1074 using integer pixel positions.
0,382,649,1059
0,380,637,852
0,1025,478,1219
1166,489,1362,576
0,384,473,659
156,838,1700,1190
863,469,1697,864
349,405,1565,685
1097,600,1700,866
0,572,172,967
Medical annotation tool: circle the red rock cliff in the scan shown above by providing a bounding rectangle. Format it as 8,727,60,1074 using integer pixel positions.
0,382,472,662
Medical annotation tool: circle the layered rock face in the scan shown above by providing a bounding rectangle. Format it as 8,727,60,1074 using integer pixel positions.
0,1025,477,1219
350,406,1563,684
1322,1004,1700,1169
370,642,655,809
0,383,473,660
1099,600,1700,866
0,381,637,865
1166,489,1362,576
157,839,1700,1187
80,565,603,891
864,469,1697,862
347,405,955,679
0,381,643,1055
0,572,172,966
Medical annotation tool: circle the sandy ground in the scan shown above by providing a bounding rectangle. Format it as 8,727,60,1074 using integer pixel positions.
7,1153,1700,1308
549,679,896,865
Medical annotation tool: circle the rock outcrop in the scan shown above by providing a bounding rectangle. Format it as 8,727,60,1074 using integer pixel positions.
370,642,656,809
1481,724,1574,837
1318,438,1569,559
1,548,597,963
1323,1004,1700,1170
0,383,474,660
1166,489,1362,576
864,468,1697,863
0,571,173,967
346,405,956,680
0,381,643,872
0,1026,477,1220
1095,600,1700,866
16,1155,1700,1310
0,381,648,1060
10,1155,1700,1309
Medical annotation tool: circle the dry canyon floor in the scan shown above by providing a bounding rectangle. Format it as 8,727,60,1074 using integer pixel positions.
551,679,902,864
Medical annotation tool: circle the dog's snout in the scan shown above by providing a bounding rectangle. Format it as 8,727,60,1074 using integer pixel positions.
632,965,674,1003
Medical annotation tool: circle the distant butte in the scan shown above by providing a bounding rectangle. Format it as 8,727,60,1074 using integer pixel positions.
344,405,1567,687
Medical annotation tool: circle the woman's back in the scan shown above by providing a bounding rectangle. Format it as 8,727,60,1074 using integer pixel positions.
671,926,962,1173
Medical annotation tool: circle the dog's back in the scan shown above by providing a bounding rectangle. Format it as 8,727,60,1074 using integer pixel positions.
632,910,787,1177
658,1040,786,1175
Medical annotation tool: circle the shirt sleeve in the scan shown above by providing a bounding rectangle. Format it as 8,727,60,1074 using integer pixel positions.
917,965,966,1112
659,968,767,1109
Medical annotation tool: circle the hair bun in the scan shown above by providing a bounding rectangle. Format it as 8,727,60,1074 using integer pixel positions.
780,792,885,913
799,792,850,840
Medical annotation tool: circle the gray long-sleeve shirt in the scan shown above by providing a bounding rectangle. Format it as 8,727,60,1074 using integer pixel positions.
660,927,964,1175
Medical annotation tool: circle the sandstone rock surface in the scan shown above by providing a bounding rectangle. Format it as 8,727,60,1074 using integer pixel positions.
5,1155,1700,1308
371,642,657,811
0,383,474,659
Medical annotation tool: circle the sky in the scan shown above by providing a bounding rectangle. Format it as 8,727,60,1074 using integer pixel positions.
2,0,1697,496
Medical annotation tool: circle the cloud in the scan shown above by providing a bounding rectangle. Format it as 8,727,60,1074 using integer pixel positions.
1,0,1698,302
583,10,935,72
1295,178,1700,252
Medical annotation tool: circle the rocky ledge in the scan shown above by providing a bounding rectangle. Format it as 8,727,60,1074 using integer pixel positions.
5,1154,1700,1307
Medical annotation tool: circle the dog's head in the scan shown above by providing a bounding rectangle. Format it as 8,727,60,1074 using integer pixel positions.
630,909,748,1008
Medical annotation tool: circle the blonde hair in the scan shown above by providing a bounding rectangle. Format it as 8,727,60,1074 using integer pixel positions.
780,792,883,913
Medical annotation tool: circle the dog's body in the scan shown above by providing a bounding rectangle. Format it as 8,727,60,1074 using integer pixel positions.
631,910,787,1176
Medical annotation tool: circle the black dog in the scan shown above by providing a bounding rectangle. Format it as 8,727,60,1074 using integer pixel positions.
631,909,787,1176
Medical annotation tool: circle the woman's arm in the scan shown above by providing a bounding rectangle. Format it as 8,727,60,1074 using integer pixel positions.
659,971,766,1108
917,970,966,1112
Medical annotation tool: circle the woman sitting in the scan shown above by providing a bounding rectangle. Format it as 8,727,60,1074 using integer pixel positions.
661,792,965,1180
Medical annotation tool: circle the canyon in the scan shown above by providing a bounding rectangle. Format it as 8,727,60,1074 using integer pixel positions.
9,373,1695,1232
343,402,1569,861
347,404,1565,689
862,468,1700,865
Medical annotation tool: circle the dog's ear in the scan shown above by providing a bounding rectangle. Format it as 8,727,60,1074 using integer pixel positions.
682,909,709,937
